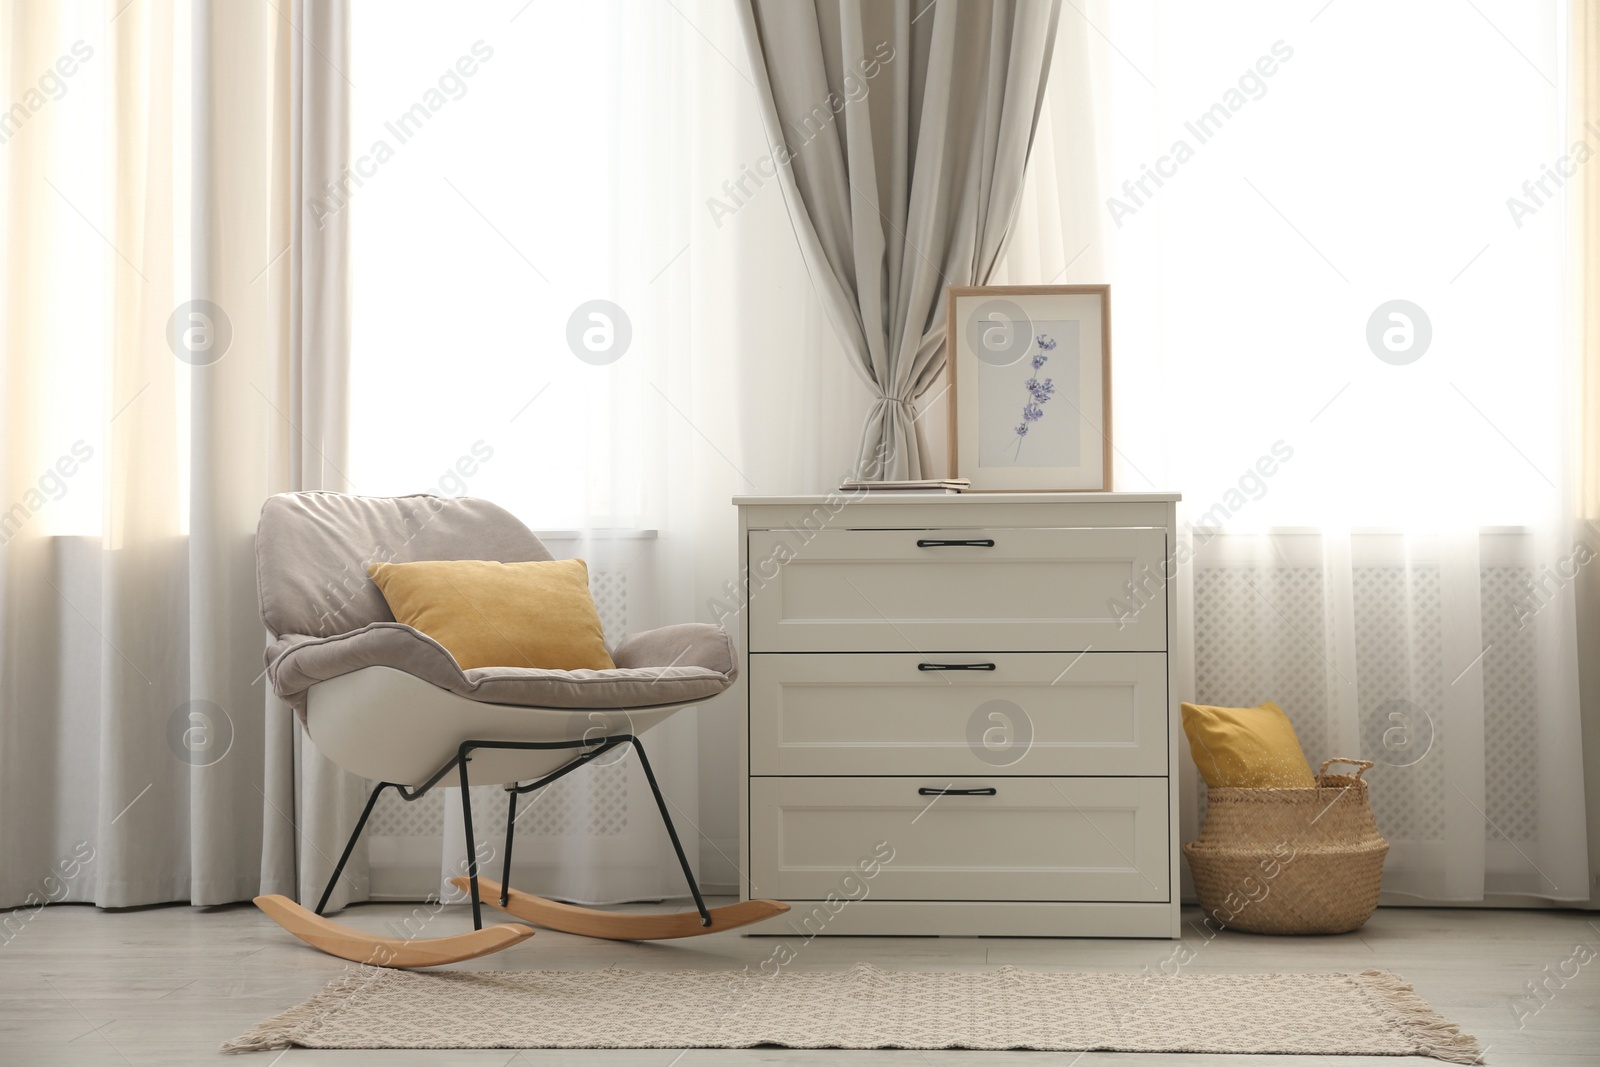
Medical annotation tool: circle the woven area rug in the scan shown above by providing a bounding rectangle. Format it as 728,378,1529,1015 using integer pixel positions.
224,963,1482,1062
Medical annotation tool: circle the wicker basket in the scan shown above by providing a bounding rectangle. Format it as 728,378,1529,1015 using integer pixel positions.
1183,758,1388,935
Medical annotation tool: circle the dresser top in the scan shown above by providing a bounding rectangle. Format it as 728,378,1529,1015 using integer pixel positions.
735,491,1181,505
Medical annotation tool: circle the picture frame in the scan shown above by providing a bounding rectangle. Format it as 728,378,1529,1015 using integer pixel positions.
945,284,1112,492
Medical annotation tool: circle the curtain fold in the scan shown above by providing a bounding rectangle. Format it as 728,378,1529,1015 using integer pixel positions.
0,0,354,910
738,0,1060,479
1572,0,1600,908
268,0,365,910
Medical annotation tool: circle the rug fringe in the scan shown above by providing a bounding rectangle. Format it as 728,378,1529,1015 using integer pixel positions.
220,968,384,1054
1353,969,1485,1065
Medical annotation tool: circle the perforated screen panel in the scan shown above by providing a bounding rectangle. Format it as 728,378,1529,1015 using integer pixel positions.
1193,563,1538,846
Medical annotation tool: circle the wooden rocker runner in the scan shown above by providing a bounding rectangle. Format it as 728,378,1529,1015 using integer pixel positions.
450,877,788,940
250,493,787,967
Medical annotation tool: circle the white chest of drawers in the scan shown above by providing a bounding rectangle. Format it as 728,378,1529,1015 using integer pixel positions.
735,492,1181,938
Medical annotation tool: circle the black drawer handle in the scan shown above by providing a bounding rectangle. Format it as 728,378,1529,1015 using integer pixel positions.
918,787,997,797
915,538,995,548
917,662,997,672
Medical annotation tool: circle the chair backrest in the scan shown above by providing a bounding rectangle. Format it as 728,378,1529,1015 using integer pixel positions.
256,492,553,639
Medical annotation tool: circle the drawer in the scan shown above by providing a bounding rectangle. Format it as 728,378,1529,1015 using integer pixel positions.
749,776,1169,903
748,653,1167,776
746,527,1166,653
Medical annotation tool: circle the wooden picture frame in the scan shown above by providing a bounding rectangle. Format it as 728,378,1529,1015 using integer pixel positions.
945,284,1113,492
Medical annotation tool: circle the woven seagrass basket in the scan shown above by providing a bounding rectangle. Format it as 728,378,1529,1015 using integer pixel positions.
1183,758,1388,935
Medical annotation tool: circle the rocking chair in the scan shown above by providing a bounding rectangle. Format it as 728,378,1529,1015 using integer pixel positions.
252,491,786,967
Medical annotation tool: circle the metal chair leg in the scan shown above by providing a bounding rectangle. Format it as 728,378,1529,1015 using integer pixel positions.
500,788,518,907
457,749,483,931
315,782,391,916
629,739,712,927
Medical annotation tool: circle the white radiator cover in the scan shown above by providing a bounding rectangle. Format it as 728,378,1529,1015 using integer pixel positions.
1182,524,1577,903
1192,560,1537,849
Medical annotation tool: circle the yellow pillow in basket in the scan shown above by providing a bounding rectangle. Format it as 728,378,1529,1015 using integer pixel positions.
367,558,615,671
1181,700,1316,788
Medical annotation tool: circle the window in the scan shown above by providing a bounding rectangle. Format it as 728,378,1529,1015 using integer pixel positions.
348,1,671,530
1089,0,1568,527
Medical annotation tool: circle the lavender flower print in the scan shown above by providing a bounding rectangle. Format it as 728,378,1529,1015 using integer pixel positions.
1013,334,1058,457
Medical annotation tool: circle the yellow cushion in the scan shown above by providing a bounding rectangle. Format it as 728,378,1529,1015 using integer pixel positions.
367,558,616,671
1181,700,1316,788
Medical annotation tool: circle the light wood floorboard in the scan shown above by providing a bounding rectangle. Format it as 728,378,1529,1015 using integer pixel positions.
0,900,1595,1065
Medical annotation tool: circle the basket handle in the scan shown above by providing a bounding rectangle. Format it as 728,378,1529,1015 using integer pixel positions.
1319,757,1374,781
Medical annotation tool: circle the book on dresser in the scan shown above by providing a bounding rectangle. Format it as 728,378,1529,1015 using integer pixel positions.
734,491,1182,938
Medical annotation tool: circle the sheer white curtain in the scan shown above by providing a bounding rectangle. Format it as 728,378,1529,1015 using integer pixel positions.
345,0,867,903
1004,0,1588,902
0,0,359,910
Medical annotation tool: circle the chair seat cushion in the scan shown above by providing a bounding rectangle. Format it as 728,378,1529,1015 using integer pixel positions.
266,620,736,718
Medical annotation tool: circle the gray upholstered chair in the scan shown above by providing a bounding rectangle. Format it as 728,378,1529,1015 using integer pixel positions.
253,492,785,967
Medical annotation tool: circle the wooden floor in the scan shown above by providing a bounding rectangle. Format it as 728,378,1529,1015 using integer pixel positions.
2,899,1596,1066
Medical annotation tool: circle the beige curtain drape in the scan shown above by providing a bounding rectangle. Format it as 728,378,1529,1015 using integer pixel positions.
737,0,1061,480
0,0,356,909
